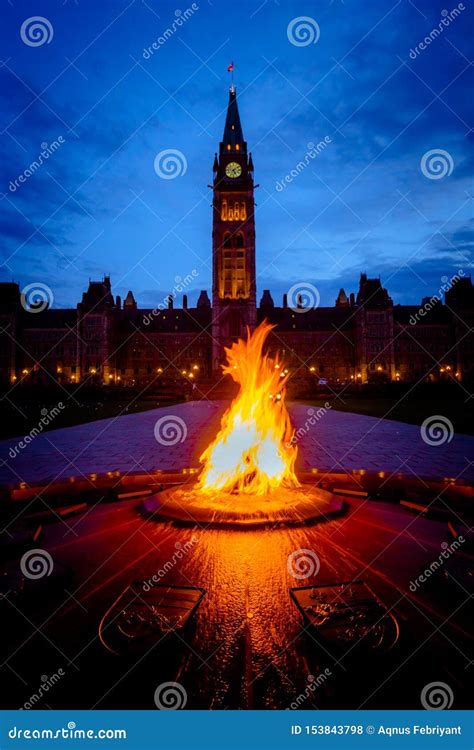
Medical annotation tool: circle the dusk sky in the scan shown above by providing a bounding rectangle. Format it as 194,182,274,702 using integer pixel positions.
0,0,472,309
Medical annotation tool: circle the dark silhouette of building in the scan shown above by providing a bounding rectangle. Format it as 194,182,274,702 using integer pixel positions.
1,88,473,390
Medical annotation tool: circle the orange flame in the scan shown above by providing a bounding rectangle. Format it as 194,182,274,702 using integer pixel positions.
198,321,299,495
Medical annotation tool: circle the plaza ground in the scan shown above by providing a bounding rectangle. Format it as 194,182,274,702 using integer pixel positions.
0,400,472,710
1,399,473,488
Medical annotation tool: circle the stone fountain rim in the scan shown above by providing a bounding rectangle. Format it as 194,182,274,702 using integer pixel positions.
140,481,346,529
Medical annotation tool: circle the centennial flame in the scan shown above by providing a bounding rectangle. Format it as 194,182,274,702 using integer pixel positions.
198,321,299,495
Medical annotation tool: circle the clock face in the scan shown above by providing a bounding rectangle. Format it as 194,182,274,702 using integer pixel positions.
225,161,242,179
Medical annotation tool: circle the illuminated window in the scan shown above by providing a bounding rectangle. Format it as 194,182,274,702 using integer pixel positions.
235,144,240,151
221,200,228,220
226,144,231,151
240,202,246,220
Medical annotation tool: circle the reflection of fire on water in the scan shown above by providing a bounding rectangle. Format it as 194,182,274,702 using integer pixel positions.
197,321,299,497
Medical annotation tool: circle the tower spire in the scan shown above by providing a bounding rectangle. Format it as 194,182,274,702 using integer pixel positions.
222,87,245,152
211,83,256,369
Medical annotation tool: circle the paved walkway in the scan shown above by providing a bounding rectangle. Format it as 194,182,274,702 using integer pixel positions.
0,401,473,488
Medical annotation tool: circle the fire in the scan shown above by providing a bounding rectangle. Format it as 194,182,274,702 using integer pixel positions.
198,321,299,495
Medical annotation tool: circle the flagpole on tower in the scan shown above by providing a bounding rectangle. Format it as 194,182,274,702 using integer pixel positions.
228,61,234,92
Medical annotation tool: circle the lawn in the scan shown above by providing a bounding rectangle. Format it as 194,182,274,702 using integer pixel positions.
0,392,184,440
303,391,474,436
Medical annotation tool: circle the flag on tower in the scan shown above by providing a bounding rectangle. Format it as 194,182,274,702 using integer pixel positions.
227,62,234,72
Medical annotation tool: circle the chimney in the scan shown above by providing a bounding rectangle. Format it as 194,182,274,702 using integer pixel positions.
167,295,174,310
183,294,188,309
116,295,121,309
283,293,288,309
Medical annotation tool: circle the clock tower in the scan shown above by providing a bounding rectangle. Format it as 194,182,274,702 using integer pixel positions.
211,85,257,369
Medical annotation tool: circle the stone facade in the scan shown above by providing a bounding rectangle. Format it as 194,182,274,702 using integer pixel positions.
1,89,473,389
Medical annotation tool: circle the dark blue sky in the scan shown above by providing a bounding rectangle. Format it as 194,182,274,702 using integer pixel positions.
0,0,472,308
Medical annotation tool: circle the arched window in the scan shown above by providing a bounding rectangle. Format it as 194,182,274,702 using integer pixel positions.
240,202,246,220
223,232,232,249
235,232,244,249
221,200,228,220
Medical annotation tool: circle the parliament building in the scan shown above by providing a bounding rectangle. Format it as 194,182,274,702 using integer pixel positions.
1,87,473,392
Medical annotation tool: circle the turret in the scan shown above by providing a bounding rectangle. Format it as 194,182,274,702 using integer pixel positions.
259,290,274,309
197,290,211,309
